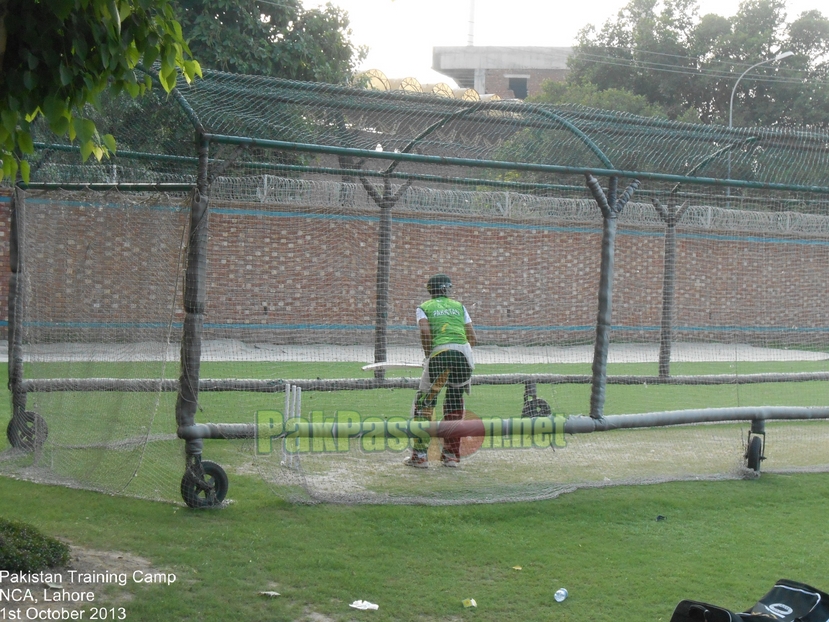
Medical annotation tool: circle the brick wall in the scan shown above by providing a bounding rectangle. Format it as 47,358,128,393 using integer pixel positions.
3,196,828,348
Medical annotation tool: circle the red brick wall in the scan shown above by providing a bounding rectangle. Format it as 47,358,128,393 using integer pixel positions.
2,196,828,347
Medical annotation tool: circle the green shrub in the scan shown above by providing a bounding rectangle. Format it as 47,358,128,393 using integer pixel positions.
0,517,70,572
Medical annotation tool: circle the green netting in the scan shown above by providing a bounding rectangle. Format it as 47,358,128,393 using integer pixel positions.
24,69,829,205
4,69,829,506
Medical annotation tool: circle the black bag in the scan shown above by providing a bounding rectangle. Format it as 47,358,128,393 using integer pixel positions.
742,579,829,622
670,600,743,622
670,580,829,622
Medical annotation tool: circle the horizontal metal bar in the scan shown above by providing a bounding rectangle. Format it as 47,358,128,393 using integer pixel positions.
177,406,829,441
21,372,829,394
33,142,200,164
19,182,194,192
203,133,829,195
179,418,560,440
567,406,829,433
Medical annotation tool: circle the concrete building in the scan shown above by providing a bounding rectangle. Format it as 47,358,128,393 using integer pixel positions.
432,46,572,100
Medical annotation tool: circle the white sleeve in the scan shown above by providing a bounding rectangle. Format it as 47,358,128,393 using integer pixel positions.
463,306,471,324
416,307,427,322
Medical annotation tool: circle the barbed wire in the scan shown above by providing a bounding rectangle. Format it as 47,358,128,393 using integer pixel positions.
210,174,829,235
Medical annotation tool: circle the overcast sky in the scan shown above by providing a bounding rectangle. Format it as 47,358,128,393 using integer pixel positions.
305,0,823,86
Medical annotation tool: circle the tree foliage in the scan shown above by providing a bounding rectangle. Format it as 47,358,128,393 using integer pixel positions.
564,0,829,127
171,0,366,83
529,81,685,119
0,0,200,182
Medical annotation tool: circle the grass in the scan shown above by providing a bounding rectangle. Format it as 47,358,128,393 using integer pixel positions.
3,359,829,620
1,470,829,621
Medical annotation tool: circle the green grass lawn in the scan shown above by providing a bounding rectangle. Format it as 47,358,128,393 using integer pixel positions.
1,469,829,621
3,359,829,620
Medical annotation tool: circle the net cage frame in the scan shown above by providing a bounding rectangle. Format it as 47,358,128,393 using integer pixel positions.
5,67,829,505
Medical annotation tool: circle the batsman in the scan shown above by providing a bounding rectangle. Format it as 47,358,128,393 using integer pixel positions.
406,273,477,468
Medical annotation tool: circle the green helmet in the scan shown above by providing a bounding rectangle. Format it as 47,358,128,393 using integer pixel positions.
426,273,452,296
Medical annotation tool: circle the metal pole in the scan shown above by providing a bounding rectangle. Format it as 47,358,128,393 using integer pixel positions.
585,175,639,419
590,210,616,419
374,182,393,380
176,135,210,457
360,175,410,380
8,185,26,420
727,51,793,205
658,210,678,379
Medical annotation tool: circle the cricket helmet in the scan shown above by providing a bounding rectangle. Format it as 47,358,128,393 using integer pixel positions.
426,273,452,296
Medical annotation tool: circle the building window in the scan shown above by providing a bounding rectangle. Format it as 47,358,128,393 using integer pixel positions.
508,77,528,100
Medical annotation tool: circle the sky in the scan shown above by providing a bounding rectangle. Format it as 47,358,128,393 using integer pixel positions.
305,0,822,86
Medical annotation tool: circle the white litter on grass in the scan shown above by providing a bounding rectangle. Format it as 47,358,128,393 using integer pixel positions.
259,591,281,598
349,600,379,610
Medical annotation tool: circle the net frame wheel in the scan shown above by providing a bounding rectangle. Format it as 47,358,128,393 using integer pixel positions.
181,459,229,509
6,410,48,451
746,434,764,472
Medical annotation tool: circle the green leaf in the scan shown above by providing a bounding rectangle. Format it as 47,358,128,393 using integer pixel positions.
125,44,141,68
100,42,111,69
143,46,159,68
74,35,88,62
59,63,73,86
159,62,176,93
51,0,74,20
19,160,31,184
1,110,18,136
17,131,34,155
74,118,97,144
109,0,121,35
79,139,94,162
102,134,117,153
2,155,15,181
42,96,66,125
119,1,132,21
49,116,70,136
23,71,37,91
183,60,202,82
124,80,140,98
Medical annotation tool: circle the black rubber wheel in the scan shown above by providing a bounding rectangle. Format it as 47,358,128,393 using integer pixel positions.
6,411,48,451
746,435,763,472
521,398,552,418
181,460,229,509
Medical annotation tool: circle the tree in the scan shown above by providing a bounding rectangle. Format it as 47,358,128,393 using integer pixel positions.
0,0,200,182
567,0,702,119
566,0,829,127
171,0,366,83
529,80,692,120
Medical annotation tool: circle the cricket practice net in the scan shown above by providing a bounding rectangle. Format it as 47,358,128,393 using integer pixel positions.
4,177,829,505
3,71,829,505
